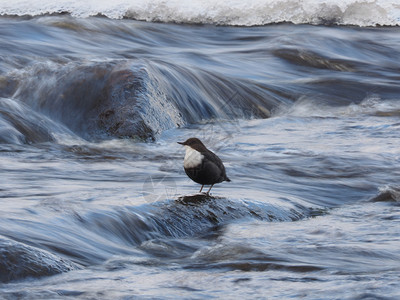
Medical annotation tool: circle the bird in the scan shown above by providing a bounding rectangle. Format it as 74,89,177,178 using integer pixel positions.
178,137,230,195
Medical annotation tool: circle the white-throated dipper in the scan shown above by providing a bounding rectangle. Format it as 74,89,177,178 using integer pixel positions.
178,137,230,194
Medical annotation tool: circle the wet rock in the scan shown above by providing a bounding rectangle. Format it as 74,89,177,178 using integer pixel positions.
0,237,76,283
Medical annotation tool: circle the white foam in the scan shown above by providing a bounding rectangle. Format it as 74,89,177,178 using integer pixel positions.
274,95,400,119
0,0,399,27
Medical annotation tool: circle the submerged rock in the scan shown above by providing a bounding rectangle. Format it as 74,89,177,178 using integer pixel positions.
8,60,282,142
0,237,76,283
82,195,310,248
0,98,55,144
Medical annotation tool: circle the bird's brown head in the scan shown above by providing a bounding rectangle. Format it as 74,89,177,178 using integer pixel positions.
178,138,207,151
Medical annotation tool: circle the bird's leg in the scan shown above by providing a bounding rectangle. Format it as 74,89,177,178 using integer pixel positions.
199,185,204,193
206,184,214,195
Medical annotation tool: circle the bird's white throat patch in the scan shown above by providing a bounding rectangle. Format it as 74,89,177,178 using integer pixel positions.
183,146,204,168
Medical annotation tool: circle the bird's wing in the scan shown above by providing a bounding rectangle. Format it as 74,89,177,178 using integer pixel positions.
202,150,224,169
202,150,227,178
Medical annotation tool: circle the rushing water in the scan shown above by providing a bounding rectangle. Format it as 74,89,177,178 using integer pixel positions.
1,0,400,299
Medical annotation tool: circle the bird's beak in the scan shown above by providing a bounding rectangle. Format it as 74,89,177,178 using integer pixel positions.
177,142,185,145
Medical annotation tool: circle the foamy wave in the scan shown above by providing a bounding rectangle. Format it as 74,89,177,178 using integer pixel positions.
0,0,399,26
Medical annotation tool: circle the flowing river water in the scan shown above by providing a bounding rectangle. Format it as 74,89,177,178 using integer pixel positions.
0,1,400,298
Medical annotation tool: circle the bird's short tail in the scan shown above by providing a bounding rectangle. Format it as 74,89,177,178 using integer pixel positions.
225,176,231,182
